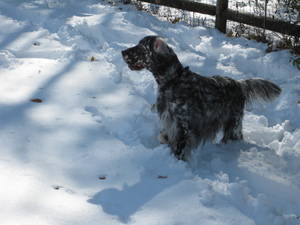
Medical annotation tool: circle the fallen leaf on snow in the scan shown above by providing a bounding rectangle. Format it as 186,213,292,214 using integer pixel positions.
30,98,42,103
52,185,63,190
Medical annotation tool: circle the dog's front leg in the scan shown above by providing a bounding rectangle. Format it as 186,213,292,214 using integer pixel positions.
158,130,168,144
175,121,188,160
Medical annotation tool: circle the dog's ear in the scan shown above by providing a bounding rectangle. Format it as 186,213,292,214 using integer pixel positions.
153,37,170,54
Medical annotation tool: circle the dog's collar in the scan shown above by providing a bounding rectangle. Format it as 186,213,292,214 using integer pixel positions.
156,66,188,85
156,72,179,85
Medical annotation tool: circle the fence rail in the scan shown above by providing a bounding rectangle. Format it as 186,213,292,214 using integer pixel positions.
138,0,300,36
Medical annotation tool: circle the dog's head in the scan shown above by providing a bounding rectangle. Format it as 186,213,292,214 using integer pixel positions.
121,36,172,71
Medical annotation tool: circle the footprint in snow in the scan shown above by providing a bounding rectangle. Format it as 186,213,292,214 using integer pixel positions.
84,106,103,123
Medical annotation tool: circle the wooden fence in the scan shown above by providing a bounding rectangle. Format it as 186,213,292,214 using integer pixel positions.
138,0,300,36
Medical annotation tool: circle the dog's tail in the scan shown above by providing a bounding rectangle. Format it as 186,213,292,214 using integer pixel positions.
239,78,281,104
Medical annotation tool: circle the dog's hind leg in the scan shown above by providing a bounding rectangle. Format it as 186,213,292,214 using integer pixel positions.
230,115,243,140
221,114,243,144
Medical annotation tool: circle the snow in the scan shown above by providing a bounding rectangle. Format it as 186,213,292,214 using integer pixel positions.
0,0,299,224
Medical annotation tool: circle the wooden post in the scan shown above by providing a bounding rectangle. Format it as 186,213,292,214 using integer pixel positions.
262,0,268,42
215,0,228,33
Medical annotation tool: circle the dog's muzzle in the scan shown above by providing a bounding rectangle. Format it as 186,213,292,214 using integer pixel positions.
121,49,145,71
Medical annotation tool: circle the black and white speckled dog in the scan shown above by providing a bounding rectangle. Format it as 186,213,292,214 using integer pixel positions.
121,36,281,160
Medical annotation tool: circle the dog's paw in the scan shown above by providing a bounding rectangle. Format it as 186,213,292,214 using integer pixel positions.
158,130,168,144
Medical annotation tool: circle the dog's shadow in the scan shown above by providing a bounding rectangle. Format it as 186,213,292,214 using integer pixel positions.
88,184,143,223
87,165,180,223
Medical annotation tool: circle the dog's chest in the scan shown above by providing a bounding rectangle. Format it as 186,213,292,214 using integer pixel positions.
157,87,188,123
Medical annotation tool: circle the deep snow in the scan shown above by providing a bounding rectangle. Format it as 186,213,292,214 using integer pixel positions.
0,0,299,224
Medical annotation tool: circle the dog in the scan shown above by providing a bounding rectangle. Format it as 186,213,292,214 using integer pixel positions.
122,36,281,160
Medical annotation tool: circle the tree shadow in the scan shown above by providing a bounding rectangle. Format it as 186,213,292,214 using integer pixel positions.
0,57,78,159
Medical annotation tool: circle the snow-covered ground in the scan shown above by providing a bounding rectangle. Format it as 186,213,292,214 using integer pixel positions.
0,0,299,224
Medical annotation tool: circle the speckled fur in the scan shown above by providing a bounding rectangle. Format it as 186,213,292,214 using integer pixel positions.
122,36,281,160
